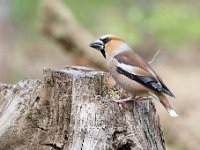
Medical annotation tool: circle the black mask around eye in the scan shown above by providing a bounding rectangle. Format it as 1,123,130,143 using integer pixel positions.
101,37,111,44
100,37,111,58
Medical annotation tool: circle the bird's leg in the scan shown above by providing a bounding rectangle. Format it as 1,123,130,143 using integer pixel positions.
112,96,150,104
112,96,133,104
111,96,133,110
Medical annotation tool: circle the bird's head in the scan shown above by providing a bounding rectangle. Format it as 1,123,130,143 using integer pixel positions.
89,34,125,59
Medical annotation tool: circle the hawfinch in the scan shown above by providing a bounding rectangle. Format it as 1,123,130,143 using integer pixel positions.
89,34,178,117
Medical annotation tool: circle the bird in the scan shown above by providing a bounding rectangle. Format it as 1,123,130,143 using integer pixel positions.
89,34,178,117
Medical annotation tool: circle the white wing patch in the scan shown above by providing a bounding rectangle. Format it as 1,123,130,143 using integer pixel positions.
116,60,163,88
116,62,137,75
116,61,157,78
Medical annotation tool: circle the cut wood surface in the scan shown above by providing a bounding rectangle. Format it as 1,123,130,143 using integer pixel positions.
0,66,165,150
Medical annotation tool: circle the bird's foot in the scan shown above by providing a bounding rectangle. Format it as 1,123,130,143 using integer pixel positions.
112,96,133,110
112,96,133,104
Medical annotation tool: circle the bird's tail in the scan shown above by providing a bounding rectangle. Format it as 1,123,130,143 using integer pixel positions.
151,92,178,117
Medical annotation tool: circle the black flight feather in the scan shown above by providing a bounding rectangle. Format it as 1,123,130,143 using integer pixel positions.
116,66,174,97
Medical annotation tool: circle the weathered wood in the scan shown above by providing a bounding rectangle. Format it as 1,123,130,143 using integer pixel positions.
0,66,165,150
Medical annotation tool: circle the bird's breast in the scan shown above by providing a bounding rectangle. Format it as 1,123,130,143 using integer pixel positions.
107,58,149,96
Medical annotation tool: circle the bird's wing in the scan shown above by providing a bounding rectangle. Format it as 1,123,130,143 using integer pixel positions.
147,65,175,97
114,51,175,97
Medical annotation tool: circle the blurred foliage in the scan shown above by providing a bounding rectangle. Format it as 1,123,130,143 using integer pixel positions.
65,0,200,49
10,0,200,49
10,0,40,39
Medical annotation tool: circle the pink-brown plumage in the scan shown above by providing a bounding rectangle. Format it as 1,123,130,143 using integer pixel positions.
90,34,178,117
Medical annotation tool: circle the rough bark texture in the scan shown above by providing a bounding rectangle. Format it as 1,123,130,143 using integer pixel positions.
0,66,165,150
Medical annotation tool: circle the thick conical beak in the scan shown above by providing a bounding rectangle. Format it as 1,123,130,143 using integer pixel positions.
89,39,104,51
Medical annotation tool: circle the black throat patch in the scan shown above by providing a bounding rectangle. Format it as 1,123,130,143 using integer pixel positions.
100,49,106,58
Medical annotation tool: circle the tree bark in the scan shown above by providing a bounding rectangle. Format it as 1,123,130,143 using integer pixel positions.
0,66,165,150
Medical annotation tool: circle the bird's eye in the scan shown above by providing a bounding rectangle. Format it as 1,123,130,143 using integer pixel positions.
101,37,111,44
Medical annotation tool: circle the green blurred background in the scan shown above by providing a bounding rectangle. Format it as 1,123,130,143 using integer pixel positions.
0,0,200,149
11,0,200,48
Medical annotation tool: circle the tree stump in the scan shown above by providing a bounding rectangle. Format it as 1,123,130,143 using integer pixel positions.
0,66,165,150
